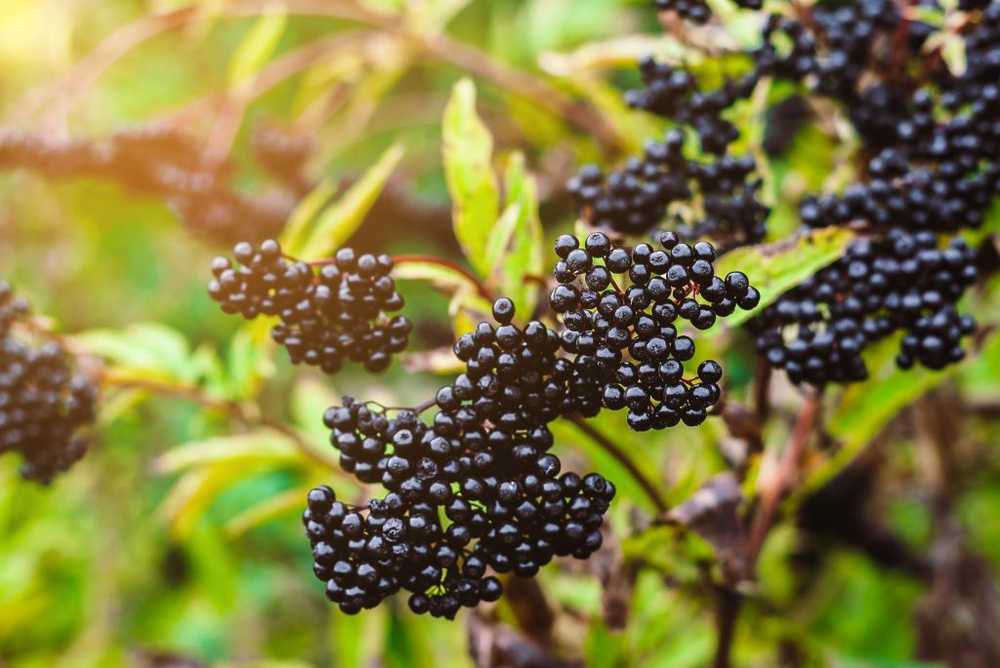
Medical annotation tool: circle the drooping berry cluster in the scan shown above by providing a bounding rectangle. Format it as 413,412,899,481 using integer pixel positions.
654,0,712,24
0,127,293,244
0,282,97,483
625,56,760,155
307,298,615,618
549,231,757,431
567,128,768,242
748,229,978,386
208,240,411,374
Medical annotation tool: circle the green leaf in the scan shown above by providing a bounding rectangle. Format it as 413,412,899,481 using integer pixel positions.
393,259,484,297
715,227,855,328
549,417,660,514
225,319,277,400
298,143,405,261
280,179,338,257
71,322,197,383
227,9,287,87
225,488,306,537
154,431,305,474
808,332,994,493
442,78,500,277
160,460,264,539
485,153,544,316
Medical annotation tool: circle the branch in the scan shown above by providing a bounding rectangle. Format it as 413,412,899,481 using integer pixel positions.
569,415,668,515
745,391,821,564
13,0,624,156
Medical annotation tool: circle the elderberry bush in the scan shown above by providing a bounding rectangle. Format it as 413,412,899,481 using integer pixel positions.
307,297,616,618
208,240,412,374
549,231,757,430
0,282,97,483
748,229,978,386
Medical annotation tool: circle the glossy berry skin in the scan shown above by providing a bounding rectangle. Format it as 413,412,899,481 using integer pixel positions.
548,233,756,430
749,230,978,386
567,127,768,240
0,282,97,483
208,240,412,375
310,298,617,619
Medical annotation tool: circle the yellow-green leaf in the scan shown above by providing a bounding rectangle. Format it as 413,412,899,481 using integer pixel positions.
715,227,855,328
227,9,287,88
154,431,305,474
298,143,405,261
280,178,338,256
394,258,484,297
161,460,263,539
225,488,307,537
443,79,500,277
485,153,544,317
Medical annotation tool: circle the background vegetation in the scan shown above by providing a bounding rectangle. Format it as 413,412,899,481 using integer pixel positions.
2,1,999,667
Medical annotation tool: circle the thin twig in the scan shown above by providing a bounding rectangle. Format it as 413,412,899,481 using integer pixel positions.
394,254,493,301
753,358,772,424
569,415,668,515
17,0,624,155
713,587,743,668
745,392,821,563
99,372,340,471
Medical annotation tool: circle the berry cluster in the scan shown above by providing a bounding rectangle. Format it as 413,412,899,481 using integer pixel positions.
549,231,757,430
567,128,768,242
626,55,759,155
208,240,411,374
0,283,97,483
748,229,978,386
654,0,761,24
307,297,615,618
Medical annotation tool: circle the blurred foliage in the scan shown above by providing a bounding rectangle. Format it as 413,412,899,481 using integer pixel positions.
1,1,999,667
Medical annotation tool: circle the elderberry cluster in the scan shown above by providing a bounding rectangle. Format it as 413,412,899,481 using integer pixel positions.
208,240,411,374
0,282,97,483
654,0,761,24
549,231,757,430
567,128,768,242
748,229,978,386
307,297,615,618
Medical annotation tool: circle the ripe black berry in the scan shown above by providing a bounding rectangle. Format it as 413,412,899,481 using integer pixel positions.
0,282,97,483
208,240,412,374
549,233,756,430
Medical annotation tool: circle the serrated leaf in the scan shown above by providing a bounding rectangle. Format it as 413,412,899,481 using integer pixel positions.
715,227,856,328
443,79,500,278
298,143,405,261
291,376,342,442
280,179,337,256
154,431,305,474
228,9,287,87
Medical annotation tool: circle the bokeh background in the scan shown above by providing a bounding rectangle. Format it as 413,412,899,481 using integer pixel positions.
2,1,1000,667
